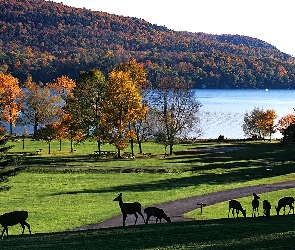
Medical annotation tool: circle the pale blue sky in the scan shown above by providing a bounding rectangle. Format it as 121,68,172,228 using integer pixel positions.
53,0,295,56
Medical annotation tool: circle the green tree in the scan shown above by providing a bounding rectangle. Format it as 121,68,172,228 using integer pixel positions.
63,69,106,154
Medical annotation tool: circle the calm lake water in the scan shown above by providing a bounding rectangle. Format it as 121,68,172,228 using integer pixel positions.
4,89,295,140
196,89,295,139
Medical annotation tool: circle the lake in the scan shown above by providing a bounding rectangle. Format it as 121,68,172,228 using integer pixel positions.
4,89,295,140
196,89,295,139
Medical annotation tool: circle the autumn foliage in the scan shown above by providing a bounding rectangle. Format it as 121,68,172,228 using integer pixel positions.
0,0,295,89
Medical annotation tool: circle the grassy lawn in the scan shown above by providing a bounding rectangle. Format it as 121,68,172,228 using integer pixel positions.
1,139,295,249
1,215,295,250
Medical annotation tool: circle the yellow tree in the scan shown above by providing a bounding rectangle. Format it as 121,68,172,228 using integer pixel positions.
0,74,23,134
117,60,149,155
103,68,148,157
48,75,76,99
256,109,278,141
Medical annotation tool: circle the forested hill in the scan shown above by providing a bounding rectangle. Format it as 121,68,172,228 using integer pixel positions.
1,0,295,89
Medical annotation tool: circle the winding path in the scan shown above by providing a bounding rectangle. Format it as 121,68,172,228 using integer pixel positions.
72,180,295,231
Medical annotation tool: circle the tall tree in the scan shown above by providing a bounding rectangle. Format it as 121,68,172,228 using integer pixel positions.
19,76,62,137
63,69,106,153
117,60,148,156
0,74,23,134
102,65,148,157
151,73,202,155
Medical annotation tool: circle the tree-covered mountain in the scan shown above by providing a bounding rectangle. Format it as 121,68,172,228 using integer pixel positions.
1,0,295,88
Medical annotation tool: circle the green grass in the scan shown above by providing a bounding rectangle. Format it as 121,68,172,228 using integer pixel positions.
1,215,295,249
1,139,295,249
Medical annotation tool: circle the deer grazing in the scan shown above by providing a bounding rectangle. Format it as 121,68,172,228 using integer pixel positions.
0,211,31,239
144,207,171,224
275,197,295,215
252,193,260,217
113,193,145,226
263,200,271,219
228,199,246,218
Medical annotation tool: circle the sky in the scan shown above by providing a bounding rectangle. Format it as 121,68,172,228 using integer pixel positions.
54,0,295,56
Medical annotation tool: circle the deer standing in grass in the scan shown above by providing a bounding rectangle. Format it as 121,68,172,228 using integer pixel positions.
275,197,295,215
263,200,271,219
113,193,145,226
0,211,31,239
144,207,171,224
228,199,246,218
252,193,260,217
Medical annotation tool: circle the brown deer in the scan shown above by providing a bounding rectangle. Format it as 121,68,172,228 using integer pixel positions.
228,199,246,218
144,207,171,224
263,200,271,219
275,197,295,215
252,193,260,217
113,193,145,226
0,211,31,239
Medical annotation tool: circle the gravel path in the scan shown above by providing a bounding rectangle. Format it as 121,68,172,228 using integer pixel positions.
72,180,295,231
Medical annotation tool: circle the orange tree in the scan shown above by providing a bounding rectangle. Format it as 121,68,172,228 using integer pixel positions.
102,63,148,157
0,73,23,134
277,113,295,133
256,109,278,141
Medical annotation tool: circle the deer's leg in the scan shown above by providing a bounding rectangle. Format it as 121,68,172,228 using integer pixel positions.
24,222,31,235
138,211,145,223
123,213,127,226
145,214,151,224
21,223,25,236
134,213,138,225
1,227,6,240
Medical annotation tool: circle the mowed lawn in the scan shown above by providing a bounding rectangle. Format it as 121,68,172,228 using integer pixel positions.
1,139,295,249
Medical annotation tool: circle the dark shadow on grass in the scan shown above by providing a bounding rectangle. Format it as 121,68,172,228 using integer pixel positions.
50,160,295,196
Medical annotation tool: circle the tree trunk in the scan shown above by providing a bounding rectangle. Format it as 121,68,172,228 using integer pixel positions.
169,144,173,155
70,139,73,153
59,139,62,151
130,138,134,156
48,141,51,154
97,139,101,156
9,121,13,135
138,141,142,154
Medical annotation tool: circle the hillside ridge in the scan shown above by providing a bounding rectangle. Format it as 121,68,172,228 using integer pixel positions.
0,0,294,88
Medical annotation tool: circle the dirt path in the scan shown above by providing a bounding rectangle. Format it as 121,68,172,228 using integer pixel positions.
71,180,295,231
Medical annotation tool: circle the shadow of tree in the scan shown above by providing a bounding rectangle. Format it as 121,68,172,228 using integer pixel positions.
50,159,295,196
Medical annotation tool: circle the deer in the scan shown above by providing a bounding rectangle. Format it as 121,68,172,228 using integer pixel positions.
113,193,145,226
275,197,295,215
263,200,271,219
252,193,260,217
228,199,246,218
144,207,171,224
0,211,31,239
